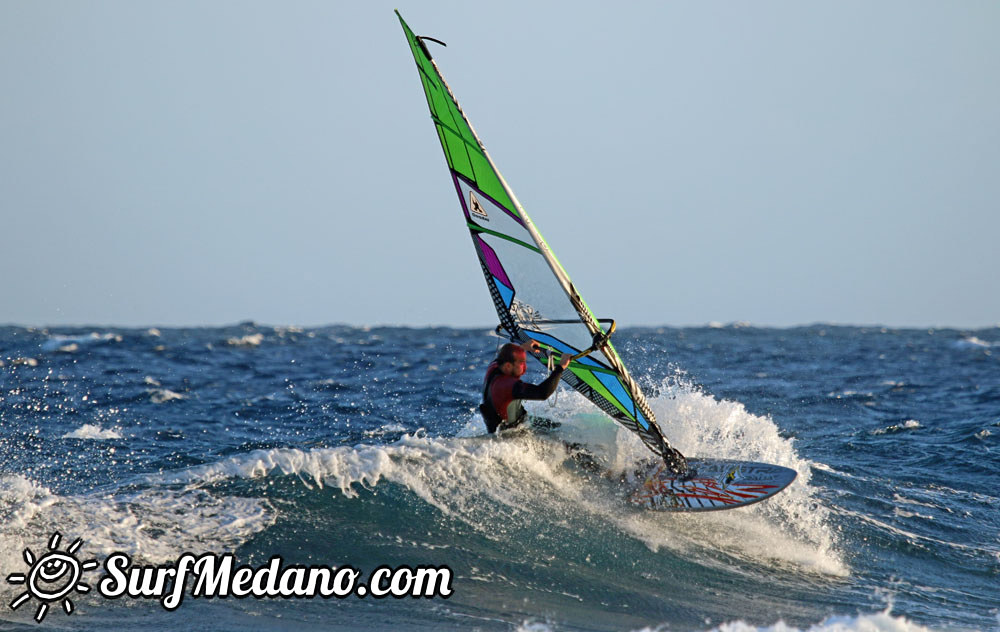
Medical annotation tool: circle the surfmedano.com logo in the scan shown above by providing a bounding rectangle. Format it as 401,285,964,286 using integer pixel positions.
6,532,453,623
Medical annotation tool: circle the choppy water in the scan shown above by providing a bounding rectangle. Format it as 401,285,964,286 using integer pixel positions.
1,324,997,630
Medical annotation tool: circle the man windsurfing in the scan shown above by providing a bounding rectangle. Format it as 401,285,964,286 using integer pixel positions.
480,341,571,433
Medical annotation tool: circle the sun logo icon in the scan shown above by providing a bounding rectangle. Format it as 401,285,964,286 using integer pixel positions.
6,532,99,623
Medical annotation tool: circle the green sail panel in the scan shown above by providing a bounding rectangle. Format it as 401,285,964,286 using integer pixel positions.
397,14,516,216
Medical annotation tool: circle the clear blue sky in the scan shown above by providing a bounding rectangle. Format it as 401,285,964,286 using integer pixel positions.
2,1,998,328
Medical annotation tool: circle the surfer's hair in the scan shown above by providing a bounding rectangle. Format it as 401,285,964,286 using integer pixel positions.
496,343,526,365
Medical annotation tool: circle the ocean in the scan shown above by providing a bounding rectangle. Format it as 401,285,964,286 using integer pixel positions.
0,323,997,631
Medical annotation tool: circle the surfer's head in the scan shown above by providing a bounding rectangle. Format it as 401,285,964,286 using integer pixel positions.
497,343,527,377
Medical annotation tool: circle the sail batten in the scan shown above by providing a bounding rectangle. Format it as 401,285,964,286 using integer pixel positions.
397,11,685,470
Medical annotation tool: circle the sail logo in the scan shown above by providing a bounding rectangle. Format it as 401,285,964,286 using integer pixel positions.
510,299,544,327
469,191,489,221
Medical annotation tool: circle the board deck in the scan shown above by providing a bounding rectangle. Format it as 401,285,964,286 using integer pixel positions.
627,458,797,512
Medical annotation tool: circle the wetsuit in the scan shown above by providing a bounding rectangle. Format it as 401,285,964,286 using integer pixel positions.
481,361,565,433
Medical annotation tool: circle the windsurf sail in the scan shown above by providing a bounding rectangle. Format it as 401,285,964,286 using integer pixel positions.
396,11,686,473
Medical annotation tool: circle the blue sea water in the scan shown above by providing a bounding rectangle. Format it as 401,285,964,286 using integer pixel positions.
0,323,997,631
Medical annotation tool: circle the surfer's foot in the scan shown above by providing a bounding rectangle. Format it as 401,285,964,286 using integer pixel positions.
677,467,697,482
529,416,561,430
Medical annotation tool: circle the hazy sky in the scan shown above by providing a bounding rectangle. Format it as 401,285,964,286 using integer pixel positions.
2,1,998,328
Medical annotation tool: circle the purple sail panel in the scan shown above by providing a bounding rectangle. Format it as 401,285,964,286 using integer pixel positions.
475,235,513,291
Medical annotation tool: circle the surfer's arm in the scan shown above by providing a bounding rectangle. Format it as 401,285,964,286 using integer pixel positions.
513,365,565,401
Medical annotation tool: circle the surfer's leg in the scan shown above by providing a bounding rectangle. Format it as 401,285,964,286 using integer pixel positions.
498,404,528,432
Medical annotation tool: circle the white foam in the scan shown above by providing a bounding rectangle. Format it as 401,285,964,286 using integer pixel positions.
41,332,122,352
157,432,554,520
227,333,264,347
161,382,845,576
953,336,992,349
61,424,122,440
0,473,274,594
148,388,185,404
704,607,936,632
872,420,921,435
517,621,556,632
892,493,938,511
893,507,934,520
362,422,409,437
575,382,847,576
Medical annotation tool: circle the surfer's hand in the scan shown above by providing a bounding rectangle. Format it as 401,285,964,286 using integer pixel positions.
520,340,540,355
558,355,571,370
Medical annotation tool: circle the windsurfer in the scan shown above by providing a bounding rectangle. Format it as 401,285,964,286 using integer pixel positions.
480,341,571,433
